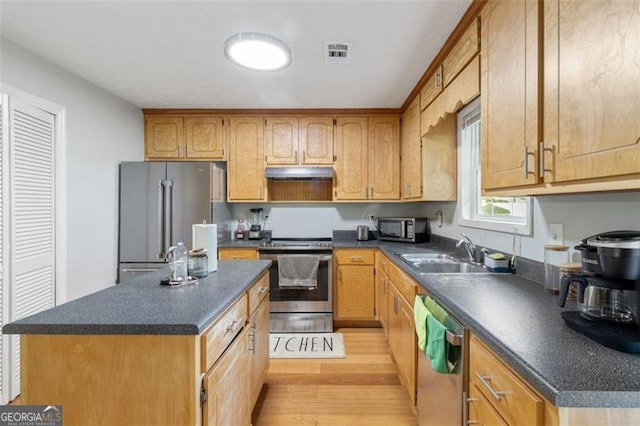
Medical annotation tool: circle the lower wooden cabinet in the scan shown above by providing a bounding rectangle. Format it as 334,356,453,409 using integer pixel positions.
376,253,391,339
218,247,258,260
248,295,270,408
334,249,376,321
202,327,250,426
468,384,508,426
388,281,417,405
469,333,556,426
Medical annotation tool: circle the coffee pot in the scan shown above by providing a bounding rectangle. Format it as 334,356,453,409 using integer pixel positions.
558,231,640,352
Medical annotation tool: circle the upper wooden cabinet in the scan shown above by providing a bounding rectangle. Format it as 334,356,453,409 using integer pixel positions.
543,0,640,183
422,114,457,201
442,19,480,87
334,116,400,201
334,116,369,200
481,0,541,190
265,116,334,166
420,65,443,111
369,116,401,200
145,114,225,160
265,116,299,165
401,97,422,199
145,115,184,159
228,116,266,201
299,116,334,165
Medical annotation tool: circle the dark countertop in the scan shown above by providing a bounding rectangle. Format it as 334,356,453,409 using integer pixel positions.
3,260,271,336
334,238,640,408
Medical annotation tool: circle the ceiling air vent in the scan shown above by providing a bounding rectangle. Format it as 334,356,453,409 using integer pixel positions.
324,42,352,63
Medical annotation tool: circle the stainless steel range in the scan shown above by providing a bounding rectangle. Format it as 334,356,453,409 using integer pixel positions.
258,238,333,332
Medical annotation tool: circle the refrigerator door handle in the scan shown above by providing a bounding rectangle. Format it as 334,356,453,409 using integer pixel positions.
158,180,165,259
164,179,174,251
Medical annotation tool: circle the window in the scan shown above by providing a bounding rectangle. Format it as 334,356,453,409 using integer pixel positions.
457,97,532,235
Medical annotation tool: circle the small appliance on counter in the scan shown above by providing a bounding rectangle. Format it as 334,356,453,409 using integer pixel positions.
377,217,430,243
357,225,369,241
559,230,640,353
248,208,264,240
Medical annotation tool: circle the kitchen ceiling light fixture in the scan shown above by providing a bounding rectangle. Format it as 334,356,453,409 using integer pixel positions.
224,32,291,71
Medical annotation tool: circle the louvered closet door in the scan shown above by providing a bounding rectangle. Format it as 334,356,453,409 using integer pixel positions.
8,98,56,400
0,95,6,404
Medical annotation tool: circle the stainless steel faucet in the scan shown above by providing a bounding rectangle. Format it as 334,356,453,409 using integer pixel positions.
456,233,478,263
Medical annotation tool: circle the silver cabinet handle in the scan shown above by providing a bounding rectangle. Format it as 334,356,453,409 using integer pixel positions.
539,141,554,178
445,330,463,346
226,319,241,333
349,256,364,263
258,286,268,294
474,372,506,402
303,151,306,163
524,147,536,180
295,151,298,163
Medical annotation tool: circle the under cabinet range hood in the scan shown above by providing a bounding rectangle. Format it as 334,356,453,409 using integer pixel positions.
265,167,334,180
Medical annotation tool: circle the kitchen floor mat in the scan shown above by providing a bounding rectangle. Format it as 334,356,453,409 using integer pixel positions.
269,332,345,359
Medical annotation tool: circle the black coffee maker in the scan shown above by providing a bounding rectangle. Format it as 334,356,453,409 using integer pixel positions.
559,231,640,353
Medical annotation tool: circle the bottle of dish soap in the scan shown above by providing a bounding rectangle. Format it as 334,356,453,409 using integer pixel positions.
235,219,245,240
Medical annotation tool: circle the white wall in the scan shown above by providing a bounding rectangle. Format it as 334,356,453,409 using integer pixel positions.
1,39,143,301
230,203,427,238
424,192,640,263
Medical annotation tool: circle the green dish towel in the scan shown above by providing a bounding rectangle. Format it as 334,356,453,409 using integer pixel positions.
426,314,450,374
424,296,448,325
413,295,430,352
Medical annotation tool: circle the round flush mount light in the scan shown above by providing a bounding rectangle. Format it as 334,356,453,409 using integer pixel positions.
224,32,291,71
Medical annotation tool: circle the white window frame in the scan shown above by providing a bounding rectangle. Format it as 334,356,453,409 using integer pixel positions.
457,96,532,236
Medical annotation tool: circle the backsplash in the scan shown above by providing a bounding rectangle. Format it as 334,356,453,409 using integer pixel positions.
229,203,427,239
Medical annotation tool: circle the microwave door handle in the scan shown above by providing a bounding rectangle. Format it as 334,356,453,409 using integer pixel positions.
401,222,407,239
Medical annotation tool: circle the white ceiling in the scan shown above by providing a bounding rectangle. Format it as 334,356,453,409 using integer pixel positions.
0,0,472,109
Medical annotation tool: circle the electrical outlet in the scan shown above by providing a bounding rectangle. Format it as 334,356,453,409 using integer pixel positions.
549,223,564,245
368,214,375,222
264,215,270,224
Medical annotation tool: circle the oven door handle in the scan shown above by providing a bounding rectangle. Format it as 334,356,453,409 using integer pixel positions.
259,254,332,262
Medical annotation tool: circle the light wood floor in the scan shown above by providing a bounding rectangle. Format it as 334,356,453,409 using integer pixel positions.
252,328,418,425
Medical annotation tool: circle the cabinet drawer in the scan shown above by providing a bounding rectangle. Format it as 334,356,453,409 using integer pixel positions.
201,295,248,371
334,249,375,265
469,334,544,426
387,261,418,302
248,272,269,315
218,248,258,260
468,384,508,425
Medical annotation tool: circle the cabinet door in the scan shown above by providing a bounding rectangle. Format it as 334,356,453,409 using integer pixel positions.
422,113,457,201
145,115,184,159
377,268,390,340
369,116,400,200
185,116,225,159
334,116,368,200
420,65,443,111
248,298,270,408
202,328,249,426
401,97,423,200
442,19,480,87
397,294,417,405
300,116,334,165
544,0,640,182
265,116,299,165
228,116,265,201
468,385,508,426
481,0,540,189
335,264,375,320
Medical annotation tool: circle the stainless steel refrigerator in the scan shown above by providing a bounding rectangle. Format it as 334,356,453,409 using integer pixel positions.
117,161,230,283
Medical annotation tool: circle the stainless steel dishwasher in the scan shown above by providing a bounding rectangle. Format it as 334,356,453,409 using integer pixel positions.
417,294,468,426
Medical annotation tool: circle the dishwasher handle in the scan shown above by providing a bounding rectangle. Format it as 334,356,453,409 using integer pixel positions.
445,329,463,346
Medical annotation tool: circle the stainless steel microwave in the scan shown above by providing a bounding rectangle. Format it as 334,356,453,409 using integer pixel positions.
377,217,430,243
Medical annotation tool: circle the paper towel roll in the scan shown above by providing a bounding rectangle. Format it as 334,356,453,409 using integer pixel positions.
192,224,218,273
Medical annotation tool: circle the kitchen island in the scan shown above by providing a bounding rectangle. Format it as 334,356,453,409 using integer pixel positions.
3,260,271,425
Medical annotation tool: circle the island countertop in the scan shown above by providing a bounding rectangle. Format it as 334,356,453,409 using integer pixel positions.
2,260,271,336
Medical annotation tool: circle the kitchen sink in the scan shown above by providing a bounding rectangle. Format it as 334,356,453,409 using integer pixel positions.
399,253,490,274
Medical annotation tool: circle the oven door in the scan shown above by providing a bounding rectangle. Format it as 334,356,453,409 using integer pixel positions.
259,252,332,313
